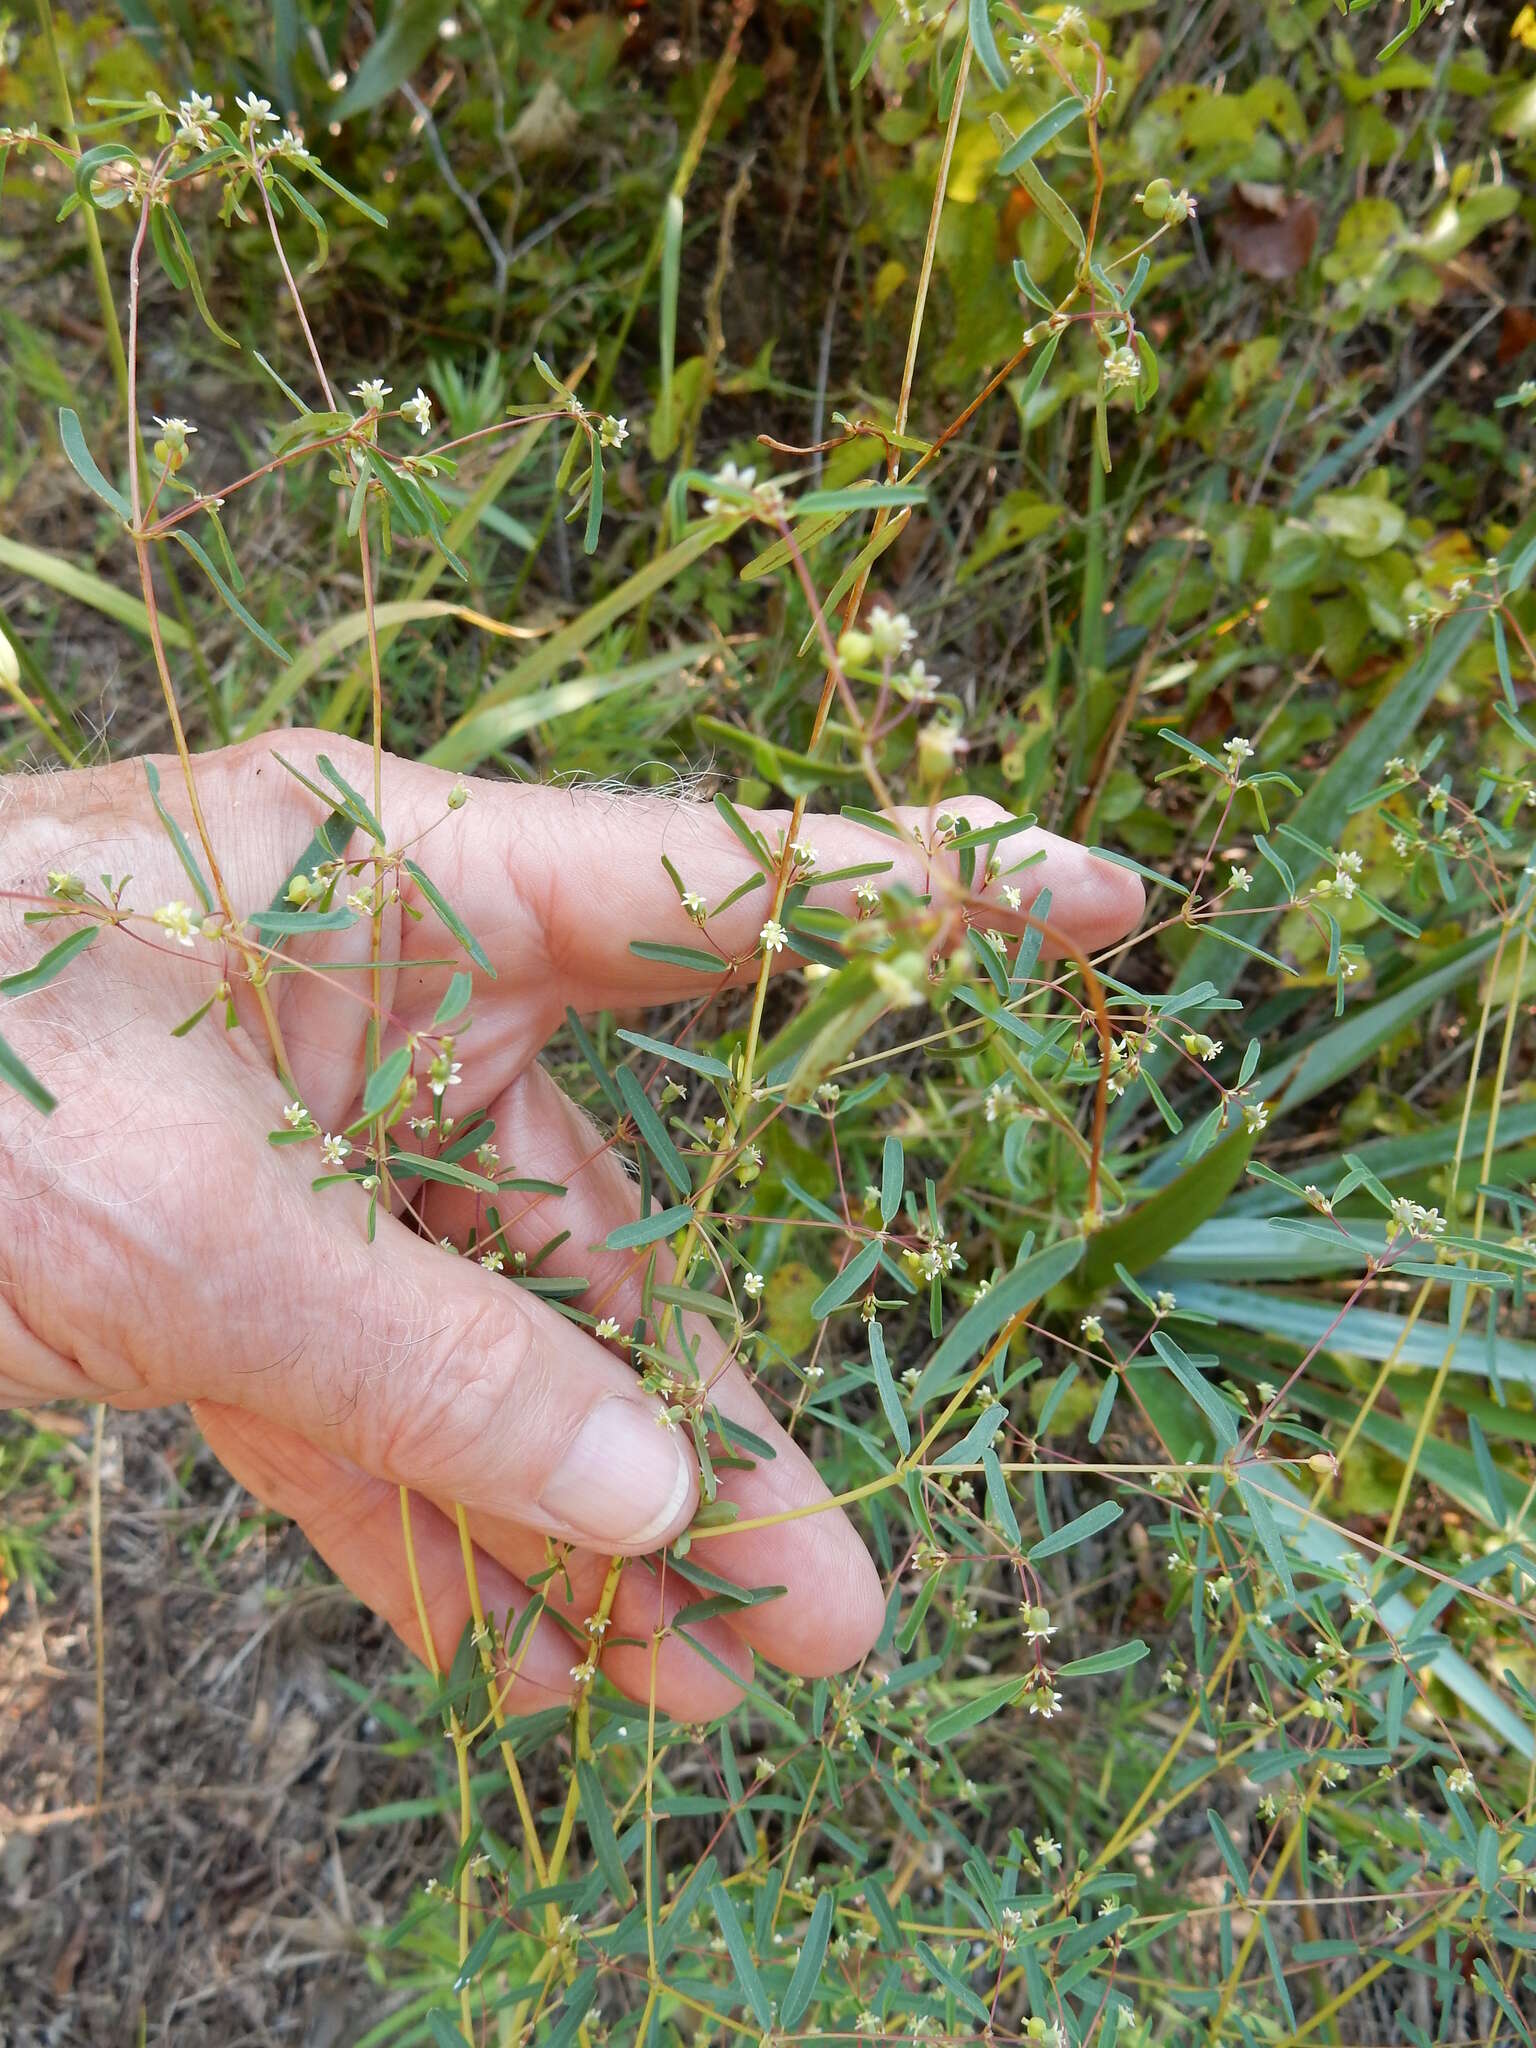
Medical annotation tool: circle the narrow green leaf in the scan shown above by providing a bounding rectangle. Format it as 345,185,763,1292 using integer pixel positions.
811,1238,883,1318
869,1321,911,1456
936,1402,1005,1469
434,970,474,1028
710,1884,774,2030
880,1134,904,1227
362,1045,413,1118
1058,1639,1149,1677
996,97,1084,174
616,1066,693,1198
403,859,496,977
143,760,214,914
1151,1329,1238,1452
606,1204,695,1250
967,0,1013,89
927,1678,1023,1744
0,1025,56,1114
627,939,729,975
0,924,98,997
1027,1498,1122,1561
577,1760,635,1906
57,406,130,520
913,1237,1083,1402
1207,1809,1249,1895
780,1889,834,2029
617,1029,732,1079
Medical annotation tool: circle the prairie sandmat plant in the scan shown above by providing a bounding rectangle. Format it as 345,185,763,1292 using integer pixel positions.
2,1,1536,2045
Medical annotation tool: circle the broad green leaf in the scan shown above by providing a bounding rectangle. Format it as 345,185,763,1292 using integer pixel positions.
1074,1126,1253,1298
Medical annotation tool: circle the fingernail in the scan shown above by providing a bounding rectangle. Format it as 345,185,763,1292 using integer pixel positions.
540,1397,696,1551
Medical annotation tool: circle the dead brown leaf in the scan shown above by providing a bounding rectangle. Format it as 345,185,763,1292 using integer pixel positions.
1216,182,1320,282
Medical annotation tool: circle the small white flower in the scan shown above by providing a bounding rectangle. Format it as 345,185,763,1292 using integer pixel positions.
178,91,216,124
235,91,275,127
151,900,199,946
1155,1289,1177,1314
701,460,757,513
600,414,629,448
153,416,196,456
352,378,392,411
1228,863,1252,893
594,1315,622,1341
854,880,881,915
680,889,707,923
1181,1031,1222,1061
1103,343,1140,392
282,1100,309,1128
401,387,433,435
866,604,916,659
1447,1765,1475,1795
743,1270,765,1300
759,917,788,954
984,1080,1012,1123
1002,884,1022,911
320,1132,352,1167
1080,1314,1104,1343
480,1248,504,1272
1222,736,1256,776
790,838,818,870
1242,1099,1270,1134
429,1054,462,1097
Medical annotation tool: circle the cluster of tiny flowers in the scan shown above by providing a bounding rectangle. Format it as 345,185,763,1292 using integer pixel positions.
1388,1196,1446,1240
1316,848,1363,901
1222,735,1255,777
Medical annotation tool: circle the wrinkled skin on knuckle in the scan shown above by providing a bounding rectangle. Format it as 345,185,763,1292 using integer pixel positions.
356,1286,546,1504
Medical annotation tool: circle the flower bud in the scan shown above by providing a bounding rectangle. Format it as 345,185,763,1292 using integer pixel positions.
836,626,875,668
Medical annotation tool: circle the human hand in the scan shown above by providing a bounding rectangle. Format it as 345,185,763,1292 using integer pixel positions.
0,734,1142,1719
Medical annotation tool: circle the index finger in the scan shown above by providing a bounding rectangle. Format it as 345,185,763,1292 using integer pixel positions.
422,783,1144,1021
